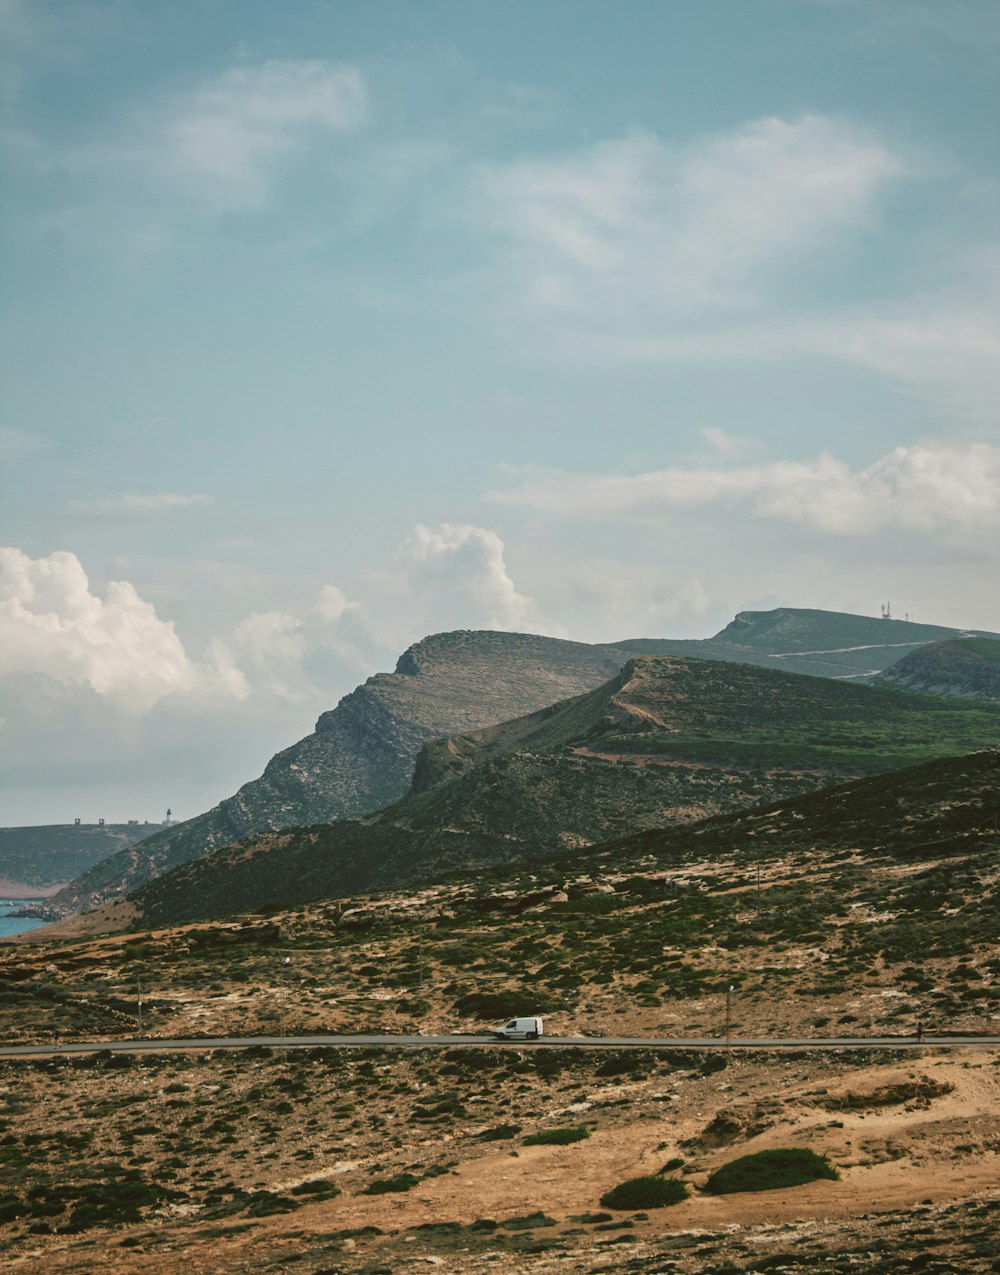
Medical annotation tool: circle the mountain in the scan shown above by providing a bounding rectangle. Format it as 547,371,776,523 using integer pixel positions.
36,608,1000,920
37,632,637,916
616,606,1000,681
108,655,1000,929
874,637,1000,702
0,824,163,894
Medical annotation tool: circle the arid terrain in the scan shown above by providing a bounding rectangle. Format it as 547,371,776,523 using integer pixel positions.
2,744,997,1272
2,1039,997,1274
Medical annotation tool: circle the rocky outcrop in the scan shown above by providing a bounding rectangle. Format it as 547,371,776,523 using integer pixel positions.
40,631,635,917
111,656,1000,931
38,613,1000,921
818,1078,954,1111
875,639,1000,702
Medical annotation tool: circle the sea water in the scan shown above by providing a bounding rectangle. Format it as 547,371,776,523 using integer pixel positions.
0,901,48,938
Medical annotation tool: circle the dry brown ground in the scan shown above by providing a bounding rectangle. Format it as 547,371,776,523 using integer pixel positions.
2,1043,997,1274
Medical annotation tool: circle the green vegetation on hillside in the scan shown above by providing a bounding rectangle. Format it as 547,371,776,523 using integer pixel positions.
0,824,162,891
600,1176,689,1209
123,658,1000,928
43,609,1000,921
705,1148,838,1194
958,638,1000,662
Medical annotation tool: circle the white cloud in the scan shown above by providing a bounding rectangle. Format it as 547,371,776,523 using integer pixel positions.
225,611,308,702
69,491,213,513
0,546,388,718
489,443,1000,539
217,584,384,705
395,522,558,637
477,116,999,419
163,59,367,205
0,547,247,711
482,116,902,317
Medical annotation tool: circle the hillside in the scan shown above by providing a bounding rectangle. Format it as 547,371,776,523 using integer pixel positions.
0,824,163,894
874,637,1000,701
1,749,997,1275
35,608,1000,919
617,606,999,680
39,631,634,917
106,656,1000,928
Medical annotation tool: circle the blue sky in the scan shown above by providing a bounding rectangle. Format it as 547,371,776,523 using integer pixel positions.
1,0,998,825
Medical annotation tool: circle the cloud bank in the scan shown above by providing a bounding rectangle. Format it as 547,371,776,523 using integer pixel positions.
490,442,1000,539
0,547,245,712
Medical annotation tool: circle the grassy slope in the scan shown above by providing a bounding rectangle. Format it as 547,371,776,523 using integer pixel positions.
39,610,1000,918
126,659,1000,927
0,825,163,890
614,607,1000,680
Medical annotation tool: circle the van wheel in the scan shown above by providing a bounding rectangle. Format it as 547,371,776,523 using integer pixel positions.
527,1031,539,1040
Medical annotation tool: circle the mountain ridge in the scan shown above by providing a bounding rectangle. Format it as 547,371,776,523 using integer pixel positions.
32,608,1000,919
94,654,1000,929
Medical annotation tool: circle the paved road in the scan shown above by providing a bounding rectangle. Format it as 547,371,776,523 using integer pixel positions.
1,1033,996,1058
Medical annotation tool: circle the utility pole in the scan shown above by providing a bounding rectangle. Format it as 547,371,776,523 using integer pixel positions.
725,985,734,1051
756,862,761,916
136,972,143,1036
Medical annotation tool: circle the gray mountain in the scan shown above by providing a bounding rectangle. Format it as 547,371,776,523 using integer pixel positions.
114,654,1000,929
37,608,1000,919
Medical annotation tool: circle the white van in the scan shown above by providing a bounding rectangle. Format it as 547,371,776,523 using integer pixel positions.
493,1016,544,1041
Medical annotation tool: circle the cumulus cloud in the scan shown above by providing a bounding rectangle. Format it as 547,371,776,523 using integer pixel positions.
163,59,367,204
394,522,558,637
0,546,388,719
489,443,1000,539
0,546,394,822
0,547,247,711
221,588,381,705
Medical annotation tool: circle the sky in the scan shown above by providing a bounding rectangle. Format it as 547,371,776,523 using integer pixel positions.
1,0,998,826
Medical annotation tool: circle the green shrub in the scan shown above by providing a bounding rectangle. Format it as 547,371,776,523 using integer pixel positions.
705,1148,838,1195
476,1123,522,1141
523,1126,590,1147
453,991,553,1019
290,1179,340,1198
595,1054,640,1078
362,1173,419,1195
600,1176,689,1210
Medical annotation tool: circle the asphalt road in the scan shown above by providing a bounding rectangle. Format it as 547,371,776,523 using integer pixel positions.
0,1033,997,1058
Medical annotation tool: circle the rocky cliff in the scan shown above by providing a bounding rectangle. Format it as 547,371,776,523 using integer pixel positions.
875,638,1000,702
116,655,1000,928
39,631,635,916
38,610,1000,919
